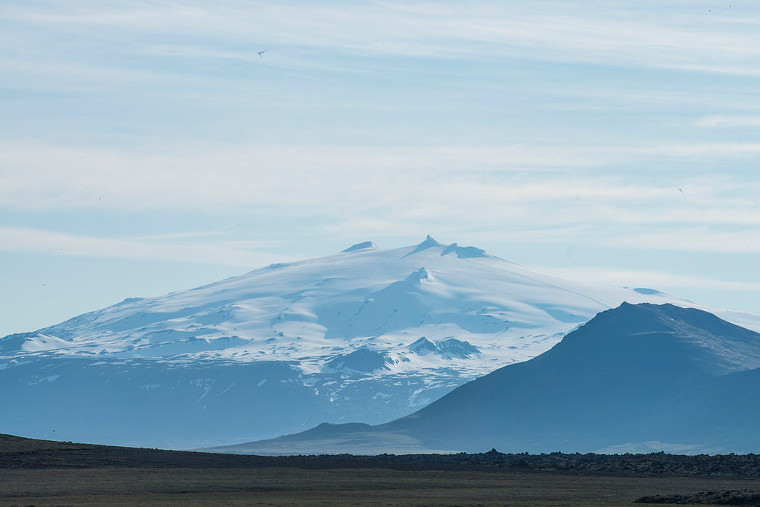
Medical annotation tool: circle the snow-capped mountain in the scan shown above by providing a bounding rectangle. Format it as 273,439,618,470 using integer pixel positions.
1,237,757,448
222,303,760,455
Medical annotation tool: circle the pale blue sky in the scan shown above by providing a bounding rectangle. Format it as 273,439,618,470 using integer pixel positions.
1,0,759,336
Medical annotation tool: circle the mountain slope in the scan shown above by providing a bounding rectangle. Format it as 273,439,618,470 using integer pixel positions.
229,303,760,455
1,238,757,448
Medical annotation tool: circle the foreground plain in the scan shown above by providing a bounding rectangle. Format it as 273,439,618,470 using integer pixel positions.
3,435,760,505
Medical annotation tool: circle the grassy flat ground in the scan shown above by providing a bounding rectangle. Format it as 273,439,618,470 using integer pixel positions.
4,467,760,506
2,434,760,505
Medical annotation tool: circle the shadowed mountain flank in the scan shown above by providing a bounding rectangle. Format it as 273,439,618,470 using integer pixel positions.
2,235,757,449
231,304,760,455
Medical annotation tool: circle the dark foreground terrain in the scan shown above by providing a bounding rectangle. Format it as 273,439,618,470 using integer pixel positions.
3,434,760,506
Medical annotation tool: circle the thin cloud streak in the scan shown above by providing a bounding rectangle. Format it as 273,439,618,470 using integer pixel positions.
3,1,760,77
1,141,758,237
0,226,294,267
696,115,760,128
612,230,760,254
537,266,760,293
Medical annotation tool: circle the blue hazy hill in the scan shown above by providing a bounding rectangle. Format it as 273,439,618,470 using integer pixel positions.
223,303,760,455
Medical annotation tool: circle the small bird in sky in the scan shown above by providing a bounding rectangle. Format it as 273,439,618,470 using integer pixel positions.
258,50,266,59
678,187,684,194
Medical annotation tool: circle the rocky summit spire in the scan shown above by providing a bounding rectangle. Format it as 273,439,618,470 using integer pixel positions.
342,241,377,253
404,235,444,256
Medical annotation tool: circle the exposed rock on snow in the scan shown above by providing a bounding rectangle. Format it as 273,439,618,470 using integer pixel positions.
1,238,758,448
342,241,377,253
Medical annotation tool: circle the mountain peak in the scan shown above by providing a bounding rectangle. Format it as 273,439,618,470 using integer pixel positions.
417,235,443,249
553,303,760,376
403,235,445,257
404,236,487,259
342,241,377,253
441,243,487,259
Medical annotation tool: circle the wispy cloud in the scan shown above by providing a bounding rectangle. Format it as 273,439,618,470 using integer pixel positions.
636,143,760,158
1,141,758,237
696,115,760,128
537,265,760,293
4,1,760,81
612,229,760,254
0,226,294,267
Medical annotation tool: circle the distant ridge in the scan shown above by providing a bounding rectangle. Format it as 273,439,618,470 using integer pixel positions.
1,238,758,449
7,432,760,480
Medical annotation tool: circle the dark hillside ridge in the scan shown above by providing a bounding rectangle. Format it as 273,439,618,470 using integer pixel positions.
6,433,760,478
232,303,760,455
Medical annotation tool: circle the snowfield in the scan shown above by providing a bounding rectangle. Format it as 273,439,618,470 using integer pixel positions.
1,236,758,448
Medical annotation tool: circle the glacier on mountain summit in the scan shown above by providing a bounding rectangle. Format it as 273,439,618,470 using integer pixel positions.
1,236,758,448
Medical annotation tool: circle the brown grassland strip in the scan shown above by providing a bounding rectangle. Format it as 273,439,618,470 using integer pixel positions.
3,467,760,505
3,434,760,505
